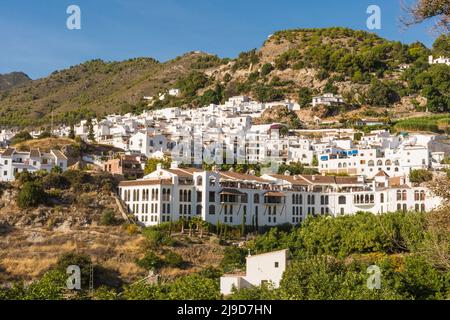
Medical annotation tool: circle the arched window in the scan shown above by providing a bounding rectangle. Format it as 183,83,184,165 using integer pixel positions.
394,160,400,166
343,163,347,168
385,160,392,166
402,190,407,201
338,163,343,168
397,190,402,201
196,176,203,186
420,191,426,201
209,176,217,187
254,194,260,204
414,191,419,201
338,196,346,205
368,160,375,167
377,160,383,166
196,204,202,215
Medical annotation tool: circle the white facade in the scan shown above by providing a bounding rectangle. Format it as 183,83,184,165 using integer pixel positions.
220,249,289,295
118,165,442,228
0,148,68,182
312,93,344,107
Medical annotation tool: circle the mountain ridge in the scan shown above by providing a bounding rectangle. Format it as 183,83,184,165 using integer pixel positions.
0,27,448,128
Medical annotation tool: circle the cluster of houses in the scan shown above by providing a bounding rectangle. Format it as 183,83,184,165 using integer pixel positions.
0,96,448,227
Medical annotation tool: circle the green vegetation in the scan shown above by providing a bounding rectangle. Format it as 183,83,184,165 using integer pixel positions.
366,79,400,107
10,131,33,145
393,114,450,133
277,162,318,175
100,209,117,226
17,182,47,209
409,169,433,184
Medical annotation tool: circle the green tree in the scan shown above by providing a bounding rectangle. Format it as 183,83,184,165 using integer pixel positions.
297,87,313,107
17,182,47,208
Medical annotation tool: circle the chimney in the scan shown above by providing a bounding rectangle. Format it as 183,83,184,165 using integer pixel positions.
170,161,179,169
156,163,162,171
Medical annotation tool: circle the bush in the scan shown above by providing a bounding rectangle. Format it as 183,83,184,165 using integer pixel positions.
260,63,274,76
136,252,164,271
55,253,92,289
164,251,184,268
100,209,117,226
17,182,47,208
409,170,433,184
220,247,247,273
10,131,32,145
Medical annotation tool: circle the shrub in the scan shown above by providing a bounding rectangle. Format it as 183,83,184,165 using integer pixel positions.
260,63,274,76
164,251,184,268
220,247,247,273
100,209,117,226
17,182,47,208
55,253,92,289
136,252,164,271
409,170,433,184
10,131,32,145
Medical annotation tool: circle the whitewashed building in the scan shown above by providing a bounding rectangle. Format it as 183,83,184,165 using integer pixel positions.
117,164,442,227
220,249,289,295
0,148,68,182
312,93,344,107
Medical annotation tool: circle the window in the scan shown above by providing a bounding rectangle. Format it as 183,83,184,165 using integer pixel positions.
380,193,384,203
209,191,215,202
274,262,279,268
209,205,215,215
338,196,346,205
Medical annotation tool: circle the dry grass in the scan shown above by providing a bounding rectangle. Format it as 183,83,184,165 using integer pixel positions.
14,137,76,152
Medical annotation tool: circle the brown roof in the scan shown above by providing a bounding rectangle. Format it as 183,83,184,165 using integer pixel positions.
119,179,172,187
300,175,361,185
265,191,286,197
268,174,310,186
220,188,246,196
51,149,68,160
219,171,271,183
1,148,15,157
30,149,41,158
165,169,194,178
375,170,390,177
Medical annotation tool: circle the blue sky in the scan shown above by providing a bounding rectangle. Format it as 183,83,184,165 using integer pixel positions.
0,0,438,79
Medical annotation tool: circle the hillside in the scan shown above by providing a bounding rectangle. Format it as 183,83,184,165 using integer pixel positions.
0,53,225,127
0,28,448,127
0,72,31,91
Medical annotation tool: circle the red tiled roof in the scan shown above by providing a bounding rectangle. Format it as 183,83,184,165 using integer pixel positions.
118,179,172,187
219,171,271,183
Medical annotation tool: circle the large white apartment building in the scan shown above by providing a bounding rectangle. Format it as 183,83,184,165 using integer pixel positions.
118,164,442,228
0,148,68,182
